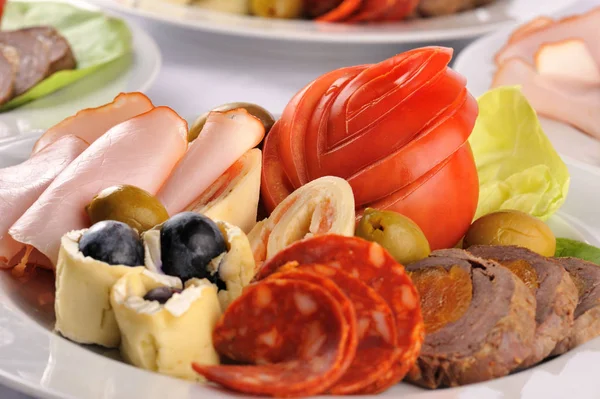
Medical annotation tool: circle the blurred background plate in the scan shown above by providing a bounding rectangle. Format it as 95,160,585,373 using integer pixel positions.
453,16,600,169
0,1,161,145
82,0,578,44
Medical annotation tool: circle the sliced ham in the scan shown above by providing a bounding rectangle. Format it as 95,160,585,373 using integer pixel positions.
9,107,188,266
507,17,555,44
492,58,600,139
495,8,600,66
31,92,154,154
0,135,88,267
157,108,265,215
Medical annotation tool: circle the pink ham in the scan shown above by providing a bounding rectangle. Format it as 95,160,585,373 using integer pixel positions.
492,58,600,139
157,108,265,215
495,8,600,66
0,135,88,267
9,107,188,266
31,92,154,154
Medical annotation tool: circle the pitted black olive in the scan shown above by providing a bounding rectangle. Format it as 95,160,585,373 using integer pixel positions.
79,221,144,266
160,212,227,285
143,286,182,304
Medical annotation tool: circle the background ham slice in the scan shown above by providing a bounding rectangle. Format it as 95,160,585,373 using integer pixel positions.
495,8,600,66
157,108,265,215
31,92,154,154
492,58,600,139
9,107,188,266
0,135,88,267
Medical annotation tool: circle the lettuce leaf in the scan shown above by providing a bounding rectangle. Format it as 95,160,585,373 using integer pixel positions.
0,1,131,111
469,86,570,221
555,238,600,265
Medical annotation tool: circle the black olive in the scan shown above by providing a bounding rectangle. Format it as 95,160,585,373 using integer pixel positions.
160,212,227,285
143,286,181,304
79,221,144,266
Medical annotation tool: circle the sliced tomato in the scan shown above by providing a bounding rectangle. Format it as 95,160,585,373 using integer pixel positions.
316,0,363,22
346,0,397,22
379,0,419,21
0,0,5,21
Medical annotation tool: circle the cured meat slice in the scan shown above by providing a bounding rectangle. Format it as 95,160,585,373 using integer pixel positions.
552,257,600,355
0,44,18,105
9,107,188,266
21,27,76,74
464,246,578,367
0,135,88,268
193,278,355,397
495,8,600,66
492,58,600,139
268,264,396,394
0,29,51,96
157,108,265,215
31,92,154,154
256,235,424,393
508,16,555,44
406,250,536,388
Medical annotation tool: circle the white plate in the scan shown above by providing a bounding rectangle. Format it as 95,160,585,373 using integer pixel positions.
83,0,577,44
1,135,600,399
453,24,600,168
0,0,161,144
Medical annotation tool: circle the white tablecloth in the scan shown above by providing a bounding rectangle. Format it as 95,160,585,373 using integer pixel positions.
1,0,597,397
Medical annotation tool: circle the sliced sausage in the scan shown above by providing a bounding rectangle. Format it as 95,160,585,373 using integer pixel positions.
256,235,424,393
0,29,51,96
0,44,19,105
552,257,600,355
462,246,578,368
21,27,76,74
268,264,397,394
406,250,536,388
194,278,356,397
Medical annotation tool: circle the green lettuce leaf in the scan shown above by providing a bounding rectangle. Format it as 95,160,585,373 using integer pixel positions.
0,1,131,111
555,238,600,265
469,86,570,221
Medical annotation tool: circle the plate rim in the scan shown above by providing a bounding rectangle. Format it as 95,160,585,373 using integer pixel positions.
82,0,579,44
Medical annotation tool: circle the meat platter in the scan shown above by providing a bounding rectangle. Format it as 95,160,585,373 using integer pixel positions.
1,41,600,398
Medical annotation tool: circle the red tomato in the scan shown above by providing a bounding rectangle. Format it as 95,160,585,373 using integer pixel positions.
0,0,5,21
262,47,479,250
379,0,419,20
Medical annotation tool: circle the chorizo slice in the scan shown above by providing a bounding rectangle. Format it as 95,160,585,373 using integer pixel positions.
268,264,397,394
256,235,424,392
462,246,578,368
194,278,355,397
406,251,536,388
0,44,18,105
552,257,600,355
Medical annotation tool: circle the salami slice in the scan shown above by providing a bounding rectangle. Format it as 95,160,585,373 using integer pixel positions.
269,264,397,394
256,235,424,392
193,278,355,397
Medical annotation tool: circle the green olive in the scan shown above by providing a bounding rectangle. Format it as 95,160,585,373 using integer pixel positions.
188,102,275,142
463,210,556,257
356,208,431,264
86,185,169,233
250,0,304,19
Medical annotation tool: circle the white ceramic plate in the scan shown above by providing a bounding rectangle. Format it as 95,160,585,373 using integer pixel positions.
83,0,577,44
1,135,600,399
0,0,161,144
453,25,600,168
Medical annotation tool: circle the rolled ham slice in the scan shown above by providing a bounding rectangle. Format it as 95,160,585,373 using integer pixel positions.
157,108,265,215
492,58,600,139
9,107,188,266
495,8,600,67
0,135,88,267
31,92,154,154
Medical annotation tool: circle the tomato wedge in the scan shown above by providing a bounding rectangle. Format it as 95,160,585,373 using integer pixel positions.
346,0,397,22
262,47,479,250
316,0,363,22
379,0,419,21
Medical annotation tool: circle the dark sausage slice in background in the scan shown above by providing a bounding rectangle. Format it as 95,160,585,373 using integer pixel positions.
462,245,578,368
0,44,19,105
406,250,536,389
21,27,76,74
552,257,600,355
0,29,51,96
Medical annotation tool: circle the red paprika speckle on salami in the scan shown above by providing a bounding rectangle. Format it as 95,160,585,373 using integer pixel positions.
269,264,398,394
256,234,425,393
194,278,356,397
